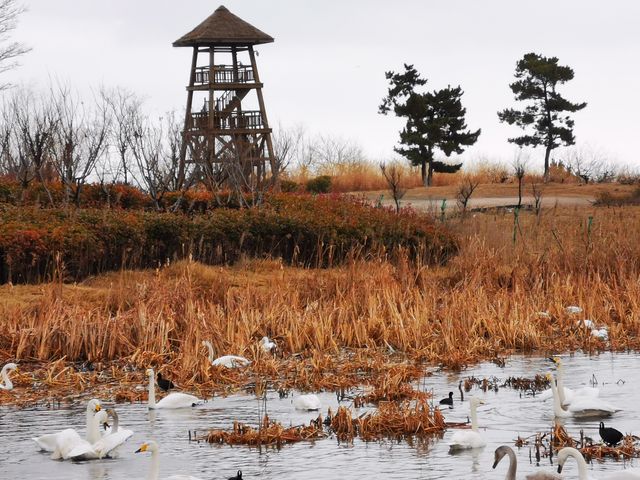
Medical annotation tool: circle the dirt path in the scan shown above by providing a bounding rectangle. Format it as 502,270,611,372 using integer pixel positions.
389,195,594,211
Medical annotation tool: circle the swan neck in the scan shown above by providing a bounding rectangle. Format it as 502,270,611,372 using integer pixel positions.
568,449,588,480
470,402,479,431
506,448,517,480
147,448,160,480
556,364,567,405
148,371,156,408
111,412,119,433
87,412,101,444
205,342,215,363
550,374,566,416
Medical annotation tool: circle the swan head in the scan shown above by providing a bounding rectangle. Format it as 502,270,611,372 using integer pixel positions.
545,372,554,382
146,368,154,377
95,409,109,427
492,445,511,469
135,440,159,454
106,407,118,422
556,447,583,474
87,398,102,413
469,397,485,408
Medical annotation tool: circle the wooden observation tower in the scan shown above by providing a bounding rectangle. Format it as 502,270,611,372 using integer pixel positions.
174,6,275,187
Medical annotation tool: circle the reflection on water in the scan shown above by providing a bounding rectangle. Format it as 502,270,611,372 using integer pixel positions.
2,353,640,479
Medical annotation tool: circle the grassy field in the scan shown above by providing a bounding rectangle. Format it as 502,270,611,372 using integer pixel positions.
2,200,639,406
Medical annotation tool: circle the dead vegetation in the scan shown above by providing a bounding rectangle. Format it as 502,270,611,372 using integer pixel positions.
1,205,640,407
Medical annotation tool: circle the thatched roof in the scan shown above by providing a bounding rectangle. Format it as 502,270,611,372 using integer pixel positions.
173,6,274,47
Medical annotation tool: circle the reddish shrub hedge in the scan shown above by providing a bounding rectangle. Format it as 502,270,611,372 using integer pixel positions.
0,196,458,283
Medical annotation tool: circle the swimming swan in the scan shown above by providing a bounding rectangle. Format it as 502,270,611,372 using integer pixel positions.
56,410,110,460
87,408,134,459
557,447,640,479
135,440,204,480
0,362,18,390
538,357,599,406
33,398,102,452
147,368,202,410
547,373,618,418
493,445,561,479
293,394,321,411
202,340,251,368
448,397,486,452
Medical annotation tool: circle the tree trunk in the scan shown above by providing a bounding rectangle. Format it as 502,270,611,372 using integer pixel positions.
427,161,434,187
421,160,427,187
543,145,552,183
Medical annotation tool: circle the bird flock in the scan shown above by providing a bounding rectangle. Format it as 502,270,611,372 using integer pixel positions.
2,342,638,478
2,336,320,479
441,357,640,479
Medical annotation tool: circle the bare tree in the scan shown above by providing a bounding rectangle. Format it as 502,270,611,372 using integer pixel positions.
272,122,305,184
512,151,528,209
7,89,57,204
456,176,479,215
379,161,406,213
49,84,112,205
0,0,30,88
101,86,143,185
531,182,544,216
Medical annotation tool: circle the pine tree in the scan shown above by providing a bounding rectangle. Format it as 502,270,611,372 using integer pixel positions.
498,53,587,181
379,64,480,187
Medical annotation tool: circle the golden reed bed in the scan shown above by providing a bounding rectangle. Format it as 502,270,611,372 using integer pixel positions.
1,205,639,407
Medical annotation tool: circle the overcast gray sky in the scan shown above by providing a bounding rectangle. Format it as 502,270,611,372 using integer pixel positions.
6,0,640,169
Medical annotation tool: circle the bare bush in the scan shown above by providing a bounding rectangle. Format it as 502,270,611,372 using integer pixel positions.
379,161,406,213
456,177,479,214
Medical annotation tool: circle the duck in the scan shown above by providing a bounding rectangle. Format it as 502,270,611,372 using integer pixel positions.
293,394,321,411
493,445,562,479
439,391,454,406
260,336,276,354
156,372,175,392
147,368,203,409
448,397,486,452
33,398,102,452
135,440,204,480
202,340,251,368
228,470,243,480
546,372,618,418
557,446,640,479
599,422,623,447
0,362,18,390
539,357,600,406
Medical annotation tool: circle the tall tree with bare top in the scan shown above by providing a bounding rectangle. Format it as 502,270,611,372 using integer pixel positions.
498,53,587,182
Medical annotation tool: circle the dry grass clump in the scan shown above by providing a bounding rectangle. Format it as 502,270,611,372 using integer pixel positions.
328,400,445,442
1,205,640,406
201,415,327,447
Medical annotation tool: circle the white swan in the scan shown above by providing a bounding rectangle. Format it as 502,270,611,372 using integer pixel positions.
539,357,600,406
147,368,202,410
135,440,204,480
293,393,321,411
557,447,640,479
547,372,618,418
260,336,276,353
33,398,102,452
69,408,134,460
55,410,109,460
0,362,18,390
448,397,486,452
493,445,561,480
202,340,251,368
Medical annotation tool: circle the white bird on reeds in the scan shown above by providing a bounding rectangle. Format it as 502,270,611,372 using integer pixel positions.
202,340,251,368
546,372,618,418
135,440,204,480
566,306,583,314
0,362,18,390
493,445,561,479
147,368,203,410
557,446,640,479
33,398,103,453
260,336,276,354
293,393,321,411
448,397,486,452
577,320,610,341
538,357,600,406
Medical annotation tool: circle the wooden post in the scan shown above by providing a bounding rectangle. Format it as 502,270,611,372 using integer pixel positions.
178,47,199,188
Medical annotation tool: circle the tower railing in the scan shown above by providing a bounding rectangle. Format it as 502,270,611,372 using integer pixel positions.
186,110,265,131
193,65,255,85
